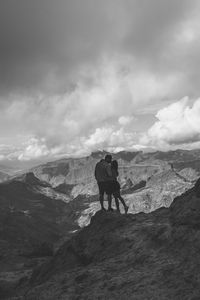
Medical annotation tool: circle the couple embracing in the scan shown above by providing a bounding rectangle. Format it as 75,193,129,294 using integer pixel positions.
94,154,129,214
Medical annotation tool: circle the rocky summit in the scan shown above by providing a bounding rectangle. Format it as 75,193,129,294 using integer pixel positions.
9,177,200,300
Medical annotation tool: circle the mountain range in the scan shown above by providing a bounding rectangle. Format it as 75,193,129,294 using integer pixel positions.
1,149,200,298
30,149,199,224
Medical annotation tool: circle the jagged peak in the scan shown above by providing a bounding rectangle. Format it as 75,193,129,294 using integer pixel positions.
12,171,50,187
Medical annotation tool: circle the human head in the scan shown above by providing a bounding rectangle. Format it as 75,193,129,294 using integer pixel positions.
105,154,112,163
111,160,118,170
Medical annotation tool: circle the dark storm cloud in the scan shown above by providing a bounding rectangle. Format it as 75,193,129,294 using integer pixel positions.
0,0,197,96
0,0,120,95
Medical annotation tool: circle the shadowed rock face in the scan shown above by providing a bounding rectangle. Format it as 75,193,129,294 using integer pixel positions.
0,184,68,255
13,172,51,187
13,178,200,300
0,174,95,298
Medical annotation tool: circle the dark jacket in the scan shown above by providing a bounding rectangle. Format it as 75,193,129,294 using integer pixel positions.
94,159,112,182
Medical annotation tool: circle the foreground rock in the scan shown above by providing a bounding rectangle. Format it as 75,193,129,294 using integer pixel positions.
11,179,200,300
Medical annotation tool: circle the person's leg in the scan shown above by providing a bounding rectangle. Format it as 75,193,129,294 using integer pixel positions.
114,196,120,212
118,193,129,214
107,194,113,211
99,193,106,210
98,182,106,210
105,181,113,211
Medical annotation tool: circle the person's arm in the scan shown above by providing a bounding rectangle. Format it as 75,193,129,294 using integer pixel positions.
112,168,118,179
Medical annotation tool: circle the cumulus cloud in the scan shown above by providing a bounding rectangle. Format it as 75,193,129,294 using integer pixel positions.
141,97,200,148
84,126,136,150
118,116,134,126
17,138,50,161
0,56,182,159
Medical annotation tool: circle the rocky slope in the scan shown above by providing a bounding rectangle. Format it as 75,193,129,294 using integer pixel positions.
0,173,100,298
10,177,200,300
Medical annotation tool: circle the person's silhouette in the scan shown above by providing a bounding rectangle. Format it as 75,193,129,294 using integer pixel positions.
111,160,129,214
94,154,113,211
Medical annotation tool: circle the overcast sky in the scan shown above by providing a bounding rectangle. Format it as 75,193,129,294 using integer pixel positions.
1,0,200,163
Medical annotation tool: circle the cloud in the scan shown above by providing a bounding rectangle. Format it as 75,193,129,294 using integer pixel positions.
0,56,182,159
84,127,135,149
118,116,134,126
1,1,200,159
17,137,50,161
141,97,200,148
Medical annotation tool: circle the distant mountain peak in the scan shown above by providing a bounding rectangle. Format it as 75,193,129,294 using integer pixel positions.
90,150,109,159
13,172,50,187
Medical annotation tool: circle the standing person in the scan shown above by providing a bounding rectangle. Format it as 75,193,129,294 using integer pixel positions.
94,154,113,211
111,160,129,214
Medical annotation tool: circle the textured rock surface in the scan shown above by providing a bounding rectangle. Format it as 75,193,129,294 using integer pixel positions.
31,150,200,197
12,179,200,300
6,151,200,229
28,150,200,227
31,152,168,194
